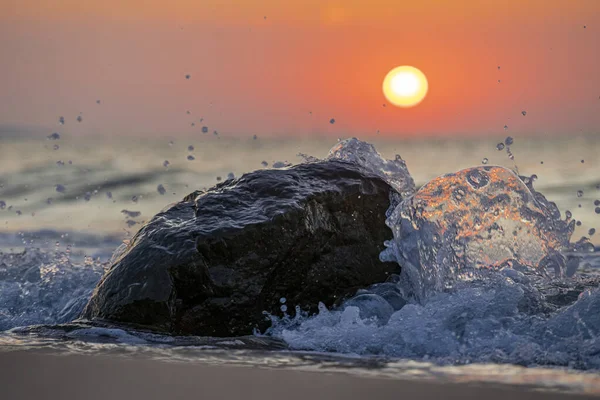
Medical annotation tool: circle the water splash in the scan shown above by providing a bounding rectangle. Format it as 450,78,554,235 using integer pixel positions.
0,249,107,331
266,141,600,369
326,138,416,198
380,165,578,301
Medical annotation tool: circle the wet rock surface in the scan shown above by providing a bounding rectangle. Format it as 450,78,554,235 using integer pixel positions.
81,161,400,336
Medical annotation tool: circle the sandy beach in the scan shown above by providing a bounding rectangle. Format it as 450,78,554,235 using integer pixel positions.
1,350,597,400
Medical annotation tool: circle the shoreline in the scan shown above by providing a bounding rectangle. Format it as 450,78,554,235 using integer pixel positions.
1,350,598,400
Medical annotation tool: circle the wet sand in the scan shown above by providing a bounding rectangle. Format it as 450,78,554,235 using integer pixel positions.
1,351,596,400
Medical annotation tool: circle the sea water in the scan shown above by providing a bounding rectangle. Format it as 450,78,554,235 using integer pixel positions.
1,132,600,394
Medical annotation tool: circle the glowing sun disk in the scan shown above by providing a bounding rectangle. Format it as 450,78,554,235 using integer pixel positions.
383,66,428,108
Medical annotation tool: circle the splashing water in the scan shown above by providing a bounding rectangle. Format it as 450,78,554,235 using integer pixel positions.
265,139,600,369
1,137,599,373
327,138,415,198
379,165,579,300
0,250,107,331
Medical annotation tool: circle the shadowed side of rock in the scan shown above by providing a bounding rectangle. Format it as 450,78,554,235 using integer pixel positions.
81,161,399,336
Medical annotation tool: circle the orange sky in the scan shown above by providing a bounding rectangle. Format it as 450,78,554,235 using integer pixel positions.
1,0,599,138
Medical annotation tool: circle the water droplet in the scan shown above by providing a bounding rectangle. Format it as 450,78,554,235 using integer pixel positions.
577,190,584,198
0,200,5,210
163,160,170,168
53,144,59,150
202,126,208,134
596,207,600,214
227,172,235,180
253,134,258,140
595,200,600,206
46,198,53,205
185,74,191,79
191,122,195,127
589,228,596,236
106,191,113,199
496,143,505,151
505,136,514,146
481,158,488,164
280,297,286,304
521,111,527,116
213,130,219,136
581,159,585,163
216,176,222,181
55,184,66,193
497,66,501,70
58,116,65,125
503,125,508,130
540,161,544,164
280,305,287,312
84,192,92,201
56,160,64,166
261,161,268,167
187,155,195,161
96,99,101,104
76,115,83,123
169,141,174,146
565,210,572,219
576,221,582,226
329,118,336,124
186,110,191,115
47,132,61,140
157,184,166,195
131,195,138,203
188,145,194,151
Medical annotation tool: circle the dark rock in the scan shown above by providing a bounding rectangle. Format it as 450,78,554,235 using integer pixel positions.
81,161,399,337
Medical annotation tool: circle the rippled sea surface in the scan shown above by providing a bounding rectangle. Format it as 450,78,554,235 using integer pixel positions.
1,131,600,395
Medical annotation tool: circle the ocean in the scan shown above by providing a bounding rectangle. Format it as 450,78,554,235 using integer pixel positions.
1,130,600,396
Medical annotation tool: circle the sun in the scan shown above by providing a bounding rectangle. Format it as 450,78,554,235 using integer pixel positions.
382,66,428,108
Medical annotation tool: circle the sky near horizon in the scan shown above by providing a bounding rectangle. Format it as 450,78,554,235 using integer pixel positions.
1,0,599,138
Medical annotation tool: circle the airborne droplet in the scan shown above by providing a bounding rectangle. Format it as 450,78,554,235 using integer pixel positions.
157,184,166,195
481,158,488,165
521,111,527,116
496,143,505,151
505,136,514,146
577,190,584,198
329,118,336,124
